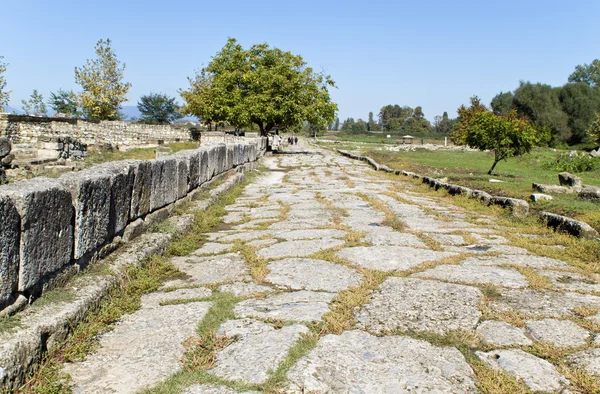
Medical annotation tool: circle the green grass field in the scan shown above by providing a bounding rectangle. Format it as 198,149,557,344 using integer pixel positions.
85,141,200,165
361,147,600,232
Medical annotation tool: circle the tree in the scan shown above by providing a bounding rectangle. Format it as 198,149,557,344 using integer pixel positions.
137,93,184,124
21,90,47,115
512,82,570,143
0,57,9,110
48,89,79,117
74,39,131,120
491,91,514,115
453,97,549,175
334,117,340,131
587,113,600,145
559,82,600,143
568,59,600,88
181,38,337,135
433,112,452,134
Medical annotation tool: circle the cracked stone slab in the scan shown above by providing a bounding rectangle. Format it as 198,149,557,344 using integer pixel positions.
266,258,362,292
525,318,590,347
335,246,456,272
192,242,233,255
492,289,600,318
234,290,335,322
257,239,345,259
170,253,251,285
285,330,477,393
568,348,600,376
413,265,529,289
64,301,211,393
357,277,482,334
268,218,332,230
142,287,212,307
537,270,600,293
246,238,278,248
211,319,309,384
218,282,272,297
426,233,466,246
476,349,570,392
274,228,347,240
460,254,570,269
184,385,259,394
476,321,532,346
363,230,427,247
217,230,274,243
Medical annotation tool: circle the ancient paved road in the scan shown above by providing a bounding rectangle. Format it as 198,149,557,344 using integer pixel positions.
63,142,600,393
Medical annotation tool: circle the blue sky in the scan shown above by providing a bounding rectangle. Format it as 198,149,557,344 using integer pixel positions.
1,0,599,121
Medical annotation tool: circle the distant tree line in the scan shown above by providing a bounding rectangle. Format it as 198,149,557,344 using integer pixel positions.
337,105,457,135
490,59,600,146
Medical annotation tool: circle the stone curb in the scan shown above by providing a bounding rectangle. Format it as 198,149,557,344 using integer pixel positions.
337,149,598,240
0,165,251,390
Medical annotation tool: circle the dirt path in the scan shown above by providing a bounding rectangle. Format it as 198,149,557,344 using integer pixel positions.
63,142,600,393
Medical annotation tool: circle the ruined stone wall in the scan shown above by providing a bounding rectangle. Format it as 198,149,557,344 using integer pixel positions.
0,136,268,311
0,114,191,148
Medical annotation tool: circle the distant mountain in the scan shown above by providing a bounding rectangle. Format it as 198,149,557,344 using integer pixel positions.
2,105,23,114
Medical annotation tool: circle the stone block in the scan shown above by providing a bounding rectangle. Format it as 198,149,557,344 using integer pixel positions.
206,146,216,180
234,144,243,166
579,185,600,201
558,172,582,189
530,193,552,202
0,194,20,307
149,156,178,212
491,196,529,217
175,155,189,199
198,148,210,185
471,190,492,204
540,211,599,240
217,144,227,174
96,161,135,235
225,144,235,170
532,183,574,194
2,178,74,290
130,160,152,220
446,184,472,197
0,137,11,158
186,150,201,191
61,169,111,260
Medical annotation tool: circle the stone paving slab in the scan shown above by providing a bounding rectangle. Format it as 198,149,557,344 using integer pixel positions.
170,253,251,285
476,349,570,392
192,242,233,256
363,229,427,247
525,318,590,347
335,246,456,272
460,254,570,269
234,290,335,322
266,258,362,292
183,385,259,394
357,277,482,334
568,348,600,376
211,319,309,384
537,269,600,293
413,264,529,289
257,239,345,259
492,289,600,318
218,282,272,297
64,301,211,393
476,320,532,346
285,330,478,393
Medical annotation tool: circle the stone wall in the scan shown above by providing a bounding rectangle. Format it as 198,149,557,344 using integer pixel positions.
0,137,267,311
0,114,192,149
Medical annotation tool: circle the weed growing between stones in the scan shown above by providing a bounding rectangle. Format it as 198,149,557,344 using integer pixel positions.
232,241,269,282
16,256,184,394
356,192,407,232
510,266,552,290
0,314,22,334
342,177,355,188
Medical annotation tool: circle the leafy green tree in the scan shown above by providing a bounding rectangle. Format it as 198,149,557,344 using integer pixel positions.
453,97,549,175
568,59,600,88
48,89,79,117
181,38,337,135
491,91,514,115
0,57,9,111
558,82,600,143
74,38,131,120
587,113,600,145
340,117,368,133
137,93,184,124
512,81,570,143
433,112,453,134
21,90,47,115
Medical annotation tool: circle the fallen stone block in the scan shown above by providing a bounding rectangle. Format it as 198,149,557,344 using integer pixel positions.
61,170,111,260
0,194,20,308
471,190,492,204
491,196,529,217
530,193,553,202
558,172,582,189
2,178,74,292
532,183,574,194
446,184,472,197
579,185,600,201
540,211,599,240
